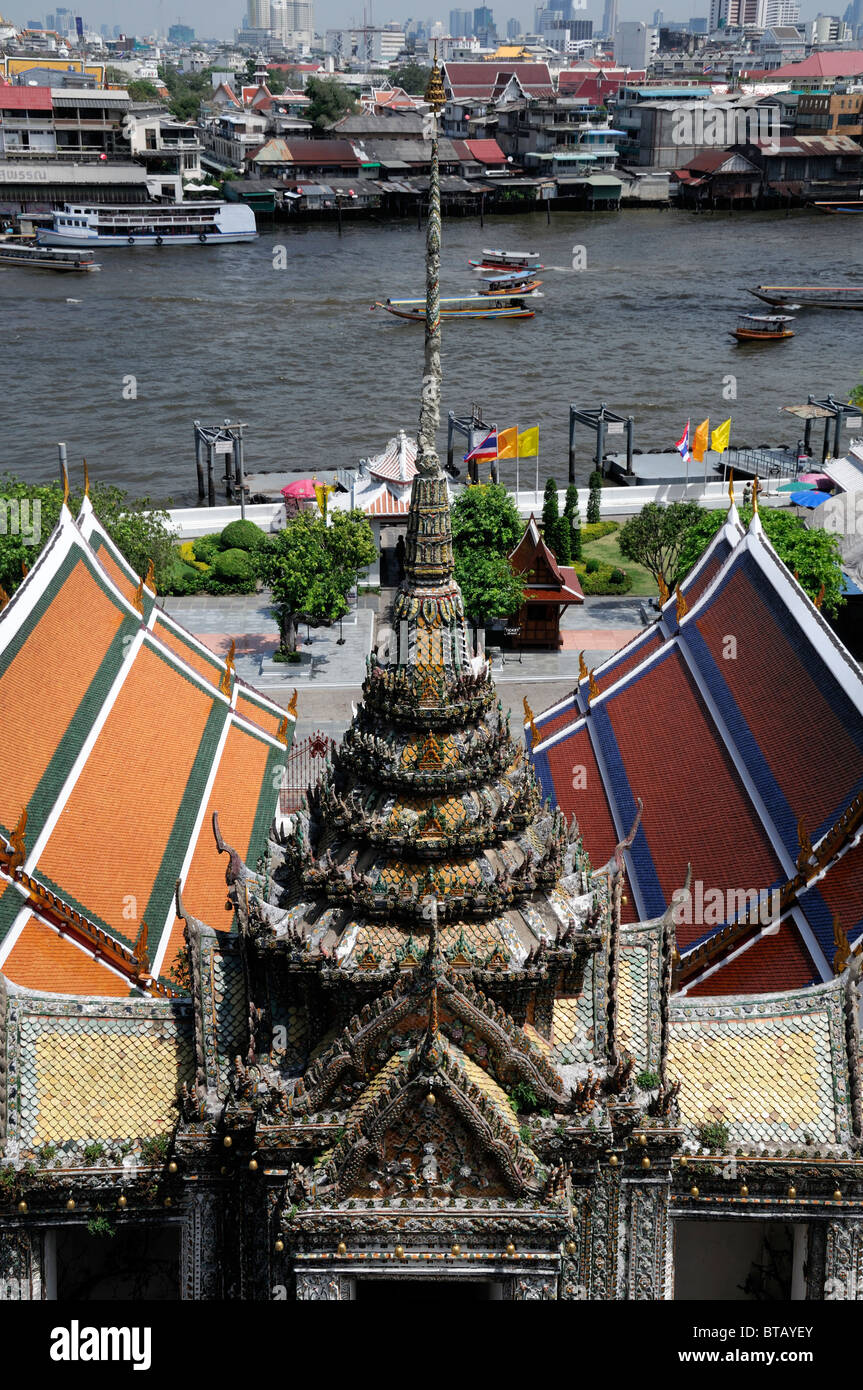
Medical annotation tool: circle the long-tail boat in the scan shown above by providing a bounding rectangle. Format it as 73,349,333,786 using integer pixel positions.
750,284,863,310
732,313,795,341
468,248,542,270
371,294,535,322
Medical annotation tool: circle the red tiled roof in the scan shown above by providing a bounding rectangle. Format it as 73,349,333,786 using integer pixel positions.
694,562,863,832
685,920,818,995
464,137,507,164
0,86,52,110
758,50,863,80
604,647,784,947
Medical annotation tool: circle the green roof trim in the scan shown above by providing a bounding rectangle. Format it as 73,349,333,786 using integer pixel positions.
0,545,138,849
0,882,25,948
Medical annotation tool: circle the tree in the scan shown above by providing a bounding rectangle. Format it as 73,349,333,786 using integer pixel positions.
126,78,161,101
850,377,863,409
455,550,525,625
261,510,375,654
541,477,561,556
677,506,846,615
451,483,525,627
564,483,581,562
305,76,359,130
0,473,175,599
392,61,430,94
619,500,703,591
451,482,523,557
158,64,214,121
587,470,603,525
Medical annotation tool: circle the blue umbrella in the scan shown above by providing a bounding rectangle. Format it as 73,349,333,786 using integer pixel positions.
790,490,833,508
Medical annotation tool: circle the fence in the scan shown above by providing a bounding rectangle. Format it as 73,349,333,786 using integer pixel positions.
279,730,333,814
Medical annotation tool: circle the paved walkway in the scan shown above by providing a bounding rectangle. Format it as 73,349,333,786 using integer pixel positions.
159,591,655,738
161,591,374,694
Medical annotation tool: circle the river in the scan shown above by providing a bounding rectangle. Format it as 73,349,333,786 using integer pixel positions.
1,207,859,504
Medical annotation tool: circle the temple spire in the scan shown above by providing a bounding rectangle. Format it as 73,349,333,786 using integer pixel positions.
415,44,446,482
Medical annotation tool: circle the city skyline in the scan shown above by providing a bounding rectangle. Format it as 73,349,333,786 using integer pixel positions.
5,0,849,39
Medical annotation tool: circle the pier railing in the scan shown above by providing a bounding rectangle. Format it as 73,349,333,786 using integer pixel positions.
725,446,801,482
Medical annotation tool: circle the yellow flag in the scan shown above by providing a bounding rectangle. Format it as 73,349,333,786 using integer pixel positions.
314,482,334,515
497,426,518,459
692,418,709,464
711,418,731,454
517,426,539,457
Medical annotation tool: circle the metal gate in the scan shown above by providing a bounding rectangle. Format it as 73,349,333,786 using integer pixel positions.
279,730,333,814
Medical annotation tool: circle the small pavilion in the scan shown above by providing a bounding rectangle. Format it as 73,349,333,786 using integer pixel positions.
508,514,584,648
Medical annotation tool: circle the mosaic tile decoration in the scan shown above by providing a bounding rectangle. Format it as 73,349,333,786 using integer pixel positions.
669,978,854,1147
5,993,192,1148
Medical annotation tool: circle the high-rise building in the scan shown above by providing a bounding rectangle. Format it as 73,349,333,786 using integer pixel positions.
602,0,619,38
450,7,472,33
249,0,271,27
270,0,314,45
507,15,522,35
614,18,658,65
652,8,664,21
168,23,196,43
473,4,496,41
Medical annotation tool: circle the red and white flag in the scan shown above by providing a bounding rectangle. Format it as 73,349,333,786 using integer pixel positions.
675,420,692,463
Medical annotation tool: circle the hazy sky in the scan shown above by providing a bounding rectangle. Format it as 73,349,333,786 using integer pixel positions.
11,0,828,39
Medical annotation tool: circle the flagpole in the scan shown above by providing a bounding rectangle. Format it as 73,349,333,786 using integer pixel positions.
535,430,540,506
515,424,520,508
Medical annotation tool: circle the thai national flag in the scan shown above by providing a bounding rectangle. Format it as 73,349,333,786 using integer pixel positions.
675,420,692,463
464,428,498,463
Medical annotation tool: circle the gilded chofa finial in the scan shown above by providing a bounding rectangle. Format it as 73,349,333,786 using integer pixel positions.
424,41,446,110
727,467,734,506
833,914,851,976
657,574,669,607
144,558,156,595
523,696,538,749
219,640,236,696
578,649,588,682
675,584,688,623
751,473,760,514
287,688,298,720
133,576,144,613
588,668,599,701
83,457,90,498
277,715,288,745
0,582,8,612
133,920,150,973
61,456,69,508
7,807,27,872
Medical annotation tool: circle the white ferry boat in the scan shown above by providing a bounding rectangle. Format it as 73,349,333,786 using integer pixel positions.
36,201,257,248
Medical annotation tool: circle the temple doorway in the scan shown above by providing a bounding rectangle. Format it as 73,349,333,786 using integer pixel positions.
674,1219,804,1300
47,1223,181,1300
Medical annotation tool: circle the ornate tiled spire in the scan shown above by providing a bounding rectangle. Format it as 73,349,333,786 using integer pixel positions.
396,42,468,667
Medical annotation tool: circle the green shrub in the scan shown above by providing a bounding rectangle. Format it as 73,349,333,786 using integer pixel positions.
698,1121,729,1152
87,1216,115,1239
636,1070,660,1090
610,567,626,584
213,547,255,581
83,1141,104,1165
220,519,268,552
165,555,205,596
587,470,603,525
272,649,302,663
579,568,633,596
205,575,257,596
192,532,222,564
581,520,618,542
585,558,599,574
140,1134,171,1166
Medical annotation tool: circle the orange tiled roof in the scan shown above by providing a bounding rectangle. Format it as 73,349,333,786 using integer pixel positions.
36,641,217,943
4,913,132,996
0,555,127,834
0,503,292,999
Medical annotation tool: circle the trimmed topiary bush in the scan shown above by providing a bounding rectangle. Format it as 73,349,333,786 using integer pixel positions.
192,532,222,564
165,555,205,596
213,547,255,582
220,519,268,552
581,520,618,542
